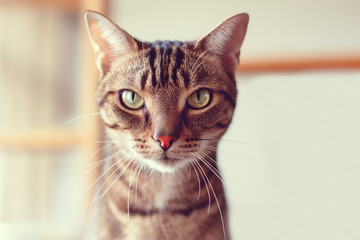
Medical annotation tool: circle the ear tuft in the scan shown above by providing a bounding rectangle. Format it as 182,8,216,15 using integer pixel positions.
195,13,249,73
84,11,139,76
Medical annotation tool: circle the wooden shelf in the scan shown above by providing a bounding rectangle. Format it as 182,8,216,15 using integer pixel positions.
1,55,359,151
0,128,82,150
238,55,360,72
0,0,79,10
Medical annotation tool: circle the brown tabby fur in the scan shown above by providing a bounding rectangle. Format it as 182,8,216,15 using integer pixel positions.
84,11,248,240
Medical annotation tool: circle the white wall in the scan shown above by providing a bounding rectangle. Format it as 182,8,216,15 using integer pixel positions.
224,71,360,239
109,0,360,59
0,6,83,240
107,1,360,239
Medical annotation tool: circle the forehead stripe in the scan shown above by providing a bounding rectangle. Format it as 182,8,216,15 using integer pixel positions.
158,47,165,86
140,70,149,90
161,47,172,87
172,47,184,86
182,69,190,88
148,47,157,88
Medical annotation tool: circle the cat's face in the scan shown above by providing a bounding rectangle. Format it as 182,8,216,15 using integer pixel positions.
85,12,248,172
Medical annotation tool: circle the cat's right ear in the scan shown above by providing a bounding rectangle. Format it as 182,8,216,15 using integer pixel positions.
84,11,139,77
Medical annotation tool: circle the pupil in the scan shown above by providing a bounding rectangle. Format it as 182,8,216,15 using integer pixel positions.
196,91,201,101
131,91,135,102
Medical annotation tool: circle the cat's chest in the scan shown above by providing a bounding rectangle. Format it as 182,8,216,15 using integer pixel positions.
153,179,178,210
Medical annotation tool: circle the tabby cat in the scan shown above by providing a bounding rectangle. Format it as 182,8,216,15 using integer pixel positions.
84,11,249,240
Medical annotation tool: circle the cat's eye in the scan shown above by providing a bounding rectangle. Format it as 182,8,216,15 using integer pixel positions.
120,90,145,110
187,89,211,109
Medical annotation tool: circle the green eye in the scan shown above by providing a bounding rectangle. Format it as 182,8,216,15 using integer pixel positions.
120,90,144,109
187,89,211,109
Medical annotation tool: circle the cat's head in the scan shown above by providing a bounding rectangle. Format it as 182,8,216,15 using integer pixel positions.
84,11,248,173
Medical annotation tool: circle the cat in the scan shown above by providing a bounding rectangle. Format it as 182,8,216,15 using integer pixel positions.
84,10,248,240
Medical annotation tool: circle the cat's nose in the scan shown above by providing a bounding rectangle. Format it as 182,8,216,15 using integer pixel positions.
153,135,177,150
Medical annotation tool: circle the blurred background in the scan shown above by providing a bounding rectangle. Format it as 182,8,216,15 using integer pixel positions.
0,0,359,239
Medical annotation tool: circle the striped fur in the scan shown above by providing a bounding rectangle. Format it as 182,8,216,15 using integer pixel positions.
84,11,248,240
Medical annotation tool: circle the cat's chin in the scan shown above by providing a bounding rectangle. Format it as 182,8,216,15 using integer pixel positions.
143,155,188,173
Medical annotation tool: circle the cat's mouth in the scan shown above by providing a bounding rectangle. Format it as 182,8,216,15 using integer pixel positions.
158,154,178,163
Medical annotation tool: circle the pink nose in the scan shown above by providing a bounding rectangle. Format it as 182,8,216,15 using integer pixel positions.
154,135,177,150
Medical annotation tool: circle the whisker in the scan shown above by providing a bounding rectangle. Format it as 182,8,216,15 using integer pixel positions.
232,113,259,124
193,152,224,183
88,152,134,211
202,145,262,161
184,163,191,178
67,147,132,184
96,139,133,143
193,57,209,74
221,138,268,148
134,162,143,203
198,147,246,202
200,137,267,147
90,142,114,158
147,166,156,179
190,153,211,214
127,162,138,220
192,49,208,72
96,158,135,202
187,157,201,200
192,157,227,240
60,149,131,214
59,112,101,127
194,151,245,203
61,143,114,171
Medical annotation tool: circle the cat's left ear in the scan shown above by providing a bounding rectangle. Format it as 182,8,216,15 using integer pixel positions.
84,11,139,77
195,13,249,73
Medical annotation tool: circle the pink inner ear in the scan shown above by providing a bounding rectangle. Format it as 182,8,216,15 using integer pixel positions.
87,21,113,74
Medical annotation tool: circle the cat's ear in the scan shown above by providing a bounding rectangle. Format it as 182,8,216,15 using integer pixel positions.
84,11,139,76
195,13,249,73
